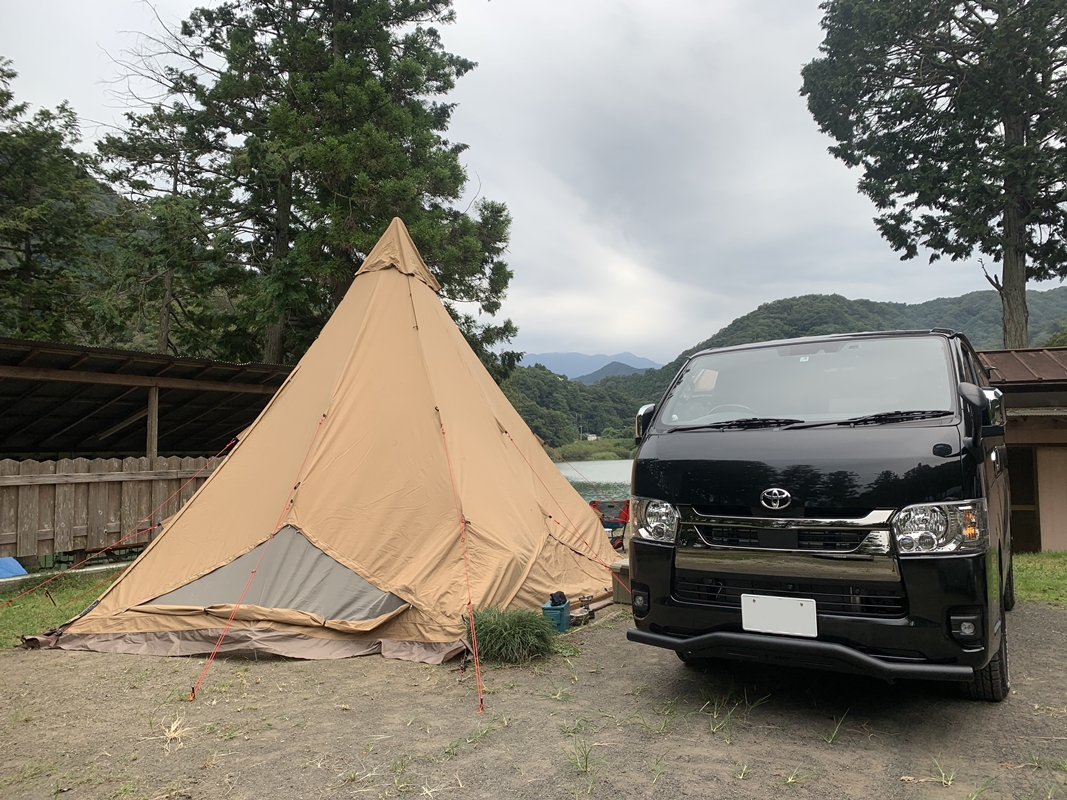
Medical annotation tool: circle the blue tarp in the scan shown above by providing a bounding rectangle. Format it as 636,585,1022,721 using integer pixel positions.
0,557,27,578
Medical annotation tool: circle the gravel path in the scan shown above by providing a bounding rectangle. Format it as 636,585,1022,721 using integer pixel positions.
1,603,1065,799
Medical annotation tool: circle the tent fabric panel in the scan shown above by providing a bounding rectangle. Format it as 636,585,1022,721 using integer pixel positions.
53,629,464,663
285,272,533,617
507,529,614,611
410,284,616,567
62,271,388,622
148,526,407,622
357,217,441,291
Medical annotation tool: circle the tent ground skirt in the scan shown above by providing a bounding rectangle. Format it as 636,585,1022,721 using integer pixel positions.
50,630,466,664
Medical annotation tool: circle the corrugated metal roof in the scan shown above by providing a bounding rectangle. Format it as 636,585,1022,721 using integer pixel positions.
978,348,1067,385
0,338,292,458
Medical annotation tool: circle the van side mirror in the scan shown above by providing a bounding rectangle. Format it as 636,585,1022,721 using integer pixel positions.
635,404,656,444
958,382,988,412
980,387,1006,437
958,382,989,447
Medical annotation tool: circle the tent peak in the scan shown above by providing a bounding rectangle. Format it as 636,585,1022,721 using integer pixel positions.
357,218,441,291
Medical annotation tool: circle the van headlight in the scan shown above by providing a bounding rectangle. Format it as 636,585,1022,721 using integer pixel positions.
632,497,679,543
891,499,988,554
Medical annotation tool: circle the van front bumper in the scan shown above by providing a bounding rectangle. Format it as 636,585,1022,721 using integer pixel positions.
627,537,998,683
626,627,974,682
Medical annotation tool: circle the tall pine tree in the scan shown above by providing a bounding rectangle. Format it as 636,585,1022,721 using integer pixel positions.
802,1,1067,348
109,0,516,369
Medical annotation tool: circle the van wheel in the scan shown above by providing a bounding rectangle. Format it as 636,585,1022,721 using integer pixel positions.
1003,557,1016,612
961,616,1010,702
676,650,713,669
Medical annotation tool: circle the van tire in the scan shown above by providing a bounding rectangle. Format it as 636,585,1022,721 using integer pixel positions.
1003,558,1016,612
962,616,1010,702
676,650,713,669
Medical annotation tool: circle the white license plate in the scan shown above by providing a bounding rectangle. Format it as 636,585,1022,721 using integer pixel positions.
741,594,817,638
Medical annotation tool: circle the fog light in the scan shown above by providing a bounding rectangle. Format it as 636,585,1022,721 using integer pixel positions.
949,609,983,645
631,583,651,618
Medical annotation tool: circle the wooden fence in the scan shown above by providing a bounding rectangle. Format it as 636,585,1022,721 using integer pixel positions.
0,457,217,560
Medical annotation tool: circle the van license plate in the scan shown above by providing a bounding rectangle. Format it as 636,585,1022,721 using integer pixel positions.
741,594,817,638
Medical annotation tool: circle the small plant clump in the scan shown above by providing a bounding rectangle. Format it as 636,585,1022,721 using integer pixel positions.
467,607,557,664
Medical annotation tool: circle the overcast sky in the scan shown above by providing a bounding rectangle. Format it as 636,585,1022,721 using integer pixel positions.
0,0,1015,363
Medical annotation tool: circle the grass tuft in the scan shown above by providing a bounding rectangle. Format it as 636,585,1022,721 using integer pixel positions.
467,607,557,664
0,568,124,648
1014,553,1067,607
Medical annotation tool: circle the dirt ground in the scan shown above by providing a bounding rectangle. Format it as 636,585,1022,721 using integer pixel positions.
2,603,1066,800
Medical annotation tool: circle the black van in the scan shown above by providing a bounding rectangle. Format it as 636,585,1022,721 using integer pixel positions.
626,330,1012,701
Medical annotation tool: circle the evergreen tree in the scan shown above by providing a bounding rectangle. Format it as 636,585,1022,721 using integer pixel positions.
0,61,103,340
113,0,516,368
802,0,1067,347
97,102,248,358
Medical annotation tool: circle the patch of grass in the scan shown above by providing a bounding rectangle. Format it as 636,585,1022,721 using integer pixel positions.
560,718,599,736
545,686,573,702
932,758,956,787
0,567,123,648
467,607,557,664
564,737,606,775
390,755,414,794
823,709,848,744
646,754,667,784
781,765,809,785
1015,553,1067,607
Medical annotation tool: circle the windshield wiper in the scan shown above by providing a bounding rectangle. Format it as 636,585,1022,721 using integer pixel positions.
667,417,805,432
785,410,954,430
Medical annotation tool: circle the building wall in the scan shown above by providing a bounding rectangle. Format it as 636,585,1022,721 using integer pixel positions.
1003,417,1067,552
1036,447,1067,552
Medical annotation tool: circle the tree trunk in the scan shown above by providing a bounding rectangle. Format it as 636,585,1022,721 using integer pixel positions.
18,233,33,336
262,167,292,364
157,269,174,354
263,319,285,364
1001,203,1028,349
1000,112,1029,349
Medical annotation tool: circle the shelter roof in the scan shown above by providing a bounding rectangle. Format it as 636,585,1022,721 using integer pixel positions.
0,337,292,458
978,348,1067,386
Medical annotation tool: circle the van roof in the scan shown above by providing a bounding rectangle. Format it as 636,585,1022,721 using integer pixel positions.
689,329,968,360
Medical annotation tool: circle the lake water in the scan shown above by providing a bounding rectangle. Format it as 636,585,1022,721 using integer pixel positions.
555,459,632,502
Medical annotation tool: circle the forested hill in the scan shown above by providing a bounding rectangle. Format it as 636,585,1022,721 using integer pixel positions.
506,287,1067,446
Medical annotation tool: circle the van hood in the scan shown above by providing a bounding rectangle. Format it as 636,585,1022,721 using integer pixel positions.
633,424,965,516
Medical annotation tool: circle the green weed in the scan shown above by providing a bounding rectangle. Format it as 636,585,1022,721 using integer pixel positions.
823,709,848,744
0,567,123,648
1015,552,1067,607
932,758,956,787
467,607,557,663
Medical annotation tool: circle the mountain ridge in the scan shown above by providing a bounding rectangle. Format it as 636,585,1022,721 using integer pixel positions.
517,351,660,378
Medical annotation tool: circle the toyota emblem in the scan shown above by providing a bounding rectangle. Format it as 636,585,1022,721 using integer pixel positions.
760,488,791,510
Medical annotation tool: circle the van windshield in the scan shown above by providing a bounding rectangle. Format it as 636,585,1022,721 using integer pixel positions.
657,336,956,429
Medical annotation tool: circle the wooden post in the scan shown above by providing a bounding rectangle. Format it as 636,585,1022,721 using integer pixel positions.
147,385,159,459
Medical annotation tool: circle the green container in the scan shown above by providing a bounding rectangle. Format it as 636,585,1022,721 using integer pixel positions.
542,598,571,633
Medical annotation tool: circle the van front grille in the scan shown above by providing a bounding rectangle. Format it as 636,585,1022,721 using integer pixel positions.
674,570,907,618
689,525,870,552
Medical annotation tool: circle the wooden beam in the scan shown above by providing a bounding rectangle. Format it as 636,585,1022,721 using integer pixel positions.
0,466,218,487
93,408,149,441
147,386,159,459
0,364,280,394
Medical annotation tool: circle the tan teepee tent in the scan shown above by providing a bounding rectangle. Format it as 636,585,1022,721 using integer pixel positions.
48,219,615,663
